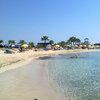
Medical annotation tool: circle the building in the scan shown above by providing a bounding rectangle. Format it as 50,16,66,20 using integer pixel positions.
37,42,50,47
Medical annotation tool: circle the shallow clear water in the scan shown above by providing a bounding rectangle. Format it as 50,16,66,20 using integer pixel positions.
48,52,100,100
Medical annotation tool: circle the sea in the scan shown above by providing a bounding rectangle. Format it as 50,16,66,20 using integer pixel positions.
47,52,100,100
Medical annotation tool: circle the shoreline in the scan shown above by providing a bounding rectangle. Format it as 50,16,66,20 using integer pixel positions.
0,49,100,74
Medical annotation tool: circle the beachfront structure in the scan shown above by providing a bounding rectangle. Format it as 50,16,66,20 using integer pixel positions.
94,43,100,46
15,44,21,48
94,43,100,49
37,42,50,48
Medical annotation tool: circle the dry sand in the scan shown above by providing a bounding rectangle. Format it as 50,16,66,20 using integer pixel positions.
0,49,100,100
0,49,100,69
0,49,100,71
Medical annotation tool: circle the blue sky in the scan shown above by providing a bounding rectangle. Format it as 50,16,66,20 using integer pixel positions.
0,0,100,44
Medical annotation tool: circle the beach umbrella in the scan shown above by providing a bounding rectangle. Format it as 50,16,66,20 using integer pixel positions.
21,44,28,48
46,44,51,50
79,45,83,47
88,45,92,48
67,45,70,47
55,45,60,47
75,45,78,47
83,45,87,47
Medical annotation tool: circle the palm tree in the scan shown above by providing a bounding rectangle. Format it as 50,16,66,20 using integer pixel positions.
19,40,26,45
0,40,3,44
84,38,89,44
49,40,54,45
41,36,49,47
67,36,76,46
84,38,89,48
76,38,81,45
0,40,3,48
8,40,15,45
29,42,34,48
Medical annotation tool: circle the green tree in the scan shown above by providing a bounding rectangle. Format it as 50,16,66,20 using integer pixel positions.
84,38,89,48
29,42,34,48
49,40,54,45
84,38,89,44
19,40,26,45
41,36,49,47
67,36,76,46
76,38,81,45
0,40,3,44
8,40,15,45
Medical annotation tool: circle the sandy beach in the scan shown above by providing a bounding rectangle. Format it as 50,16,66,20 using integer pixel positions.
0,59,63,100
0,49,100,100
1,49,100,71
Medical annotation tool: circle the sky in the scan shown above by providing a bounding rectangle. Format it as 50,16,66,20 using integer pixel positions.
0,0,100,44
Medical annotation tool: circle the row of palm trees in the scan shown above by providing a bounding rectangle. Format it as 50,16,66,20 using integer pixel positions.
56,37,81,48
67,36,81,46
0,36,54,44
0,36,89,48
40,36,90,49
0,40,34,48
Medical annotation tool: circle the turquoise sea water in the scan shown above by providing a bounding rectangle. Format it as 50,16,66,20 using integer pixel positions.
48,52,100,100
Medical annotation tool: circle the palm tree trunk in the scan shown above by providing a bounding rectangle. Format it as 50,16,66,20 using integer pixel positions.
44,40,46,48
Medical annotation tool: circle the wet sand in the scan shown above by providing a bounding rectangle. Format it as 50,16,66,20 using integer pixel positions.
0,59,63,100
